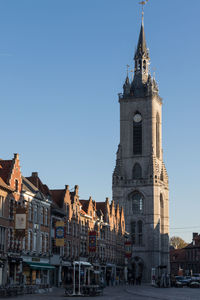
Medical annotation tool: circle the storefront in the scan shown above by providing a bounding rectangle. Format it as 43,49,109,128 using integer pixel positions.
7,256,22,285
22,257,55,287
61,261,72,286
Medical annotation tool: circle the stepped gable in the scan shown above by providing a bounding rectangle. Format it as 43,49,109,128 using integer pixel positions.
26,172,52,197
0,154,22,200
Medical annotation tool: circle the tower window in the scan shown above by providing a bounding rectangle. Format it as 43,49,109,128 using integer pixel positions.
133,114,142,155
138,60,142,70
131,192,144,214
132,163,142,179
138,220,143,245
131,220,143,246
156,113,160,158
143,60,146,72
131,221,136,244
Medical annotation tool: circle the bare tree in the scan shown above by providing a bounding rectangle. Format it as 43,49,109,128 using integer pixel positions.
170,236,188,249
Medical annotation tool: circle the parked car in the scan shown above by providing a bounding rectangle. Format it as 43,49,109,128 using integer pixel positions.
189,281,200,288
191,274,200,282
175,276,191,287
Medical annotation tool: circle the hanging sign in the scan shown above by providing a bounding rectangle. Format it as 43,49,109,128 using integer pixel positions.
125,241,132,258
15,207,26,238
89,231,97,252
55,221,65,246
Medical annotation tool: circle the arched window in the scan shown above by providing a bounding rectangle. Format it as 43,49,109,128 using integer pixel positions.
160,194,164,234
28,231,31,251
40,234,43,253
33,232,36,251
130,220,143,246
156,113,160,158
28,203,32,221
131,221,136,244
133,113,142,155
138,220,143,245
40,207,44,225
44,208,48,225
33,205,37,223
132,163,142,179
131,192,144,214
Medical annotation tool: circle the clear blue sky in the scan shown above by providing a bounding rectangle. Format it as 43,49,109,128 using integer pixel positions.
0,0,199,242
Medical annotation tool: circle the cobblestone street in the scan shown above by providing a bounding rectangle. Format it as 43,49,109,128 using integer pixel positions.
2,285,200,300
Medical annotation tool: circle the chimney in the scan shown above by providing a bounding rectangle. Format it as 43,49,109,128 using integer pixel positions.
193,232,198,240
14,153,19,159
32,172,38,177
74,185,79,195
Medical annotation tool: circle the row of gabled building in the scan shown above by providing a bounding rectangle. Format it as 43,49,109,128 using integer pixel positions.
0,153,128,288
170,233,200,276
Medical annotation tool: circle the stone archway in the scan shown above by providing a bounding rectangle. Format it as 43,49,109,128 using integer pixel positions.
131,256,144,282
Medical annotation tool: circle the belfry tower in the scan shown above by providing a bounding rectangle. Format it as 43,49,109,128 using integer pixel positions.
112,16,169,282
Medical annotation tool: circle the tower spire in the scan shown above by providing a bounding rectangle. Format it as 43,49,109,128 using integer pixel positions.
131,1,150,88
136,0,149,59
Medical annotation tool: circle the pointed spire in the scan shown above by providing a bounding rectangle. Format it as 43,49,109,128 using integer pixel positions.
123,76,131,95
134,22,149,60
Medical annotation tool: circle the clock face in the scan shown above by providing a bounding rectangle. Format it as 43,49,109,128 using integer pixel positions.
134,113,142,123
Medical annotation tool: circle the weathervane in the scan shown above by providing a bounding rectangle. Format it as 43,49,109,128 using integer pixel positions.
139,0,149,23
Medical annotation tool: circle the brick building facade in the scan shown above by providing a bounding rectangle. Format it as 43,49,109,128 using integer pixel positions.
170,233,200,276
0,153,128,288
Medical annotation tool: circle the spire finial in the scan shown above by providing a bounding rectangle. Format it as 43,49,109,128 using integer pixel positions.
139,0,149,25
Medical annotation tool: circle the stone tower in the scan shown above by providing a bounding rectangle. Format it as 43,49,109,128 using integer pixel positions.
112,18,169,282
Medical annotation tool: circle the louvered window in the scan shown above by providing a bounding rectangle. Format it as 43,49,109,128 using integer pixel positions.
133,121,142,155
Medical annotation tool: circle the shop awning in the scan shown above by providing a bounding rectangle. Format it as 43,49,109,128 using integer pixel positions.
25,262,55,270
62,261,71,267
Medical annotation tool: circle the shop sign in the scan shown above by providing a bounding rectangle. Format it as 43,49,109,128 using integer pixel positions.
55,221,65,246
89,231,97,252
15,207,26,238
125,241,132,258
32,257,40,262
